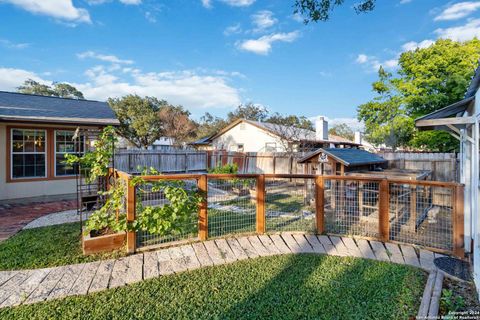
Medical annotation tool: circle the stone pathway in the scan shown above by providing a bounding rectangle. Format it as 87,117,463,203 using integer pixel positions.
0,233,437,309
23,210,80,230
0,200,76,241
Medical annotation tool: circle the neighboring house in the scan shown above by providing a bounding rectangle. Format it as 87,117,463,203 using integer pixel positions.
0,91,119,201
415,65,480,292
191,117,359,152
117,136,179,151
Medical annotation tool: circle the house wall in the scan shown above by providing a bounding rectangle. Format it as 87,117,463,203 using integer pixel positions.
211,122,286,152
0,123,78,201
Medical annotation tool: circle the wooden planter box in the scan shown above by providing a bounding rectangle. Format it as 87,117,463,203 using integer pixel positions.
82,230,126,255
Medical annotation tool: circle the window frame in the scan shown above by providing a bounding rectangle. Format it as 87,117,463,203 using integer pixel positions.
54,130,85,177
10,128,47,180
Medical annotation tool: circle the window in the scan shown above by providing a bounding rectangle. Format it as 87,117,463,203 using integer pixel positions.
55,130,84,176
265,142,276,152
11,129,46,179
237,144,244,152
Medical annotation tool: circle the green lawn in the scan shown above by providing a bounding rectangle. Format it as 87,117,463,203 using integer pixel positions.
0,222,125,271
0,254,426,320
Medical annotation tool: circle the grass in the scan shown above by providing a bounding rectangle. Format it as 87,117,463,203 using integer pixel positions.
0,222,125,271
0,254,426,320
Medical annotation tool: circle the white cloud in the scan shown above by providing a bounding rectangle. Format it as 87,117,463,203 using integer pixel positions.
119,0,141,4
434,1,480,21
1,0,91,24
401,39,435,51
75,67,241,108
0,67,49,91
201,0,212,8
0,39,30,49
251,10,277,31
202,0,254,7
435,19,480,41
355,54,398,71
237,31,300,55
355,54,368,64
224,23,242,36
399,0,413,4
0,64,242,109
220,0,255,6
77,51,134,65
145,11,156,23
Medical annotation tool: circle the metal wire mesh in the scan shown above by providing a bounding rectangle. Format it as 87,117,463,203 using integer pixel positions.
207,178,257,237
389,183,453,251
136,179,199,248
324,179,380,238
265,178,316,232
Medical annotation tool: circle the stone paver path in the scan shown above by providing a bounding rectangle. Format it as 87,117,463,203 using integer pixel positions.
0,233,437,308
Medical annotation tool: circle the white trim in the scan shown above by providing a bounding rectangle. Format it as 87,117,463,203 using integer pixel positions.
10,128,47,180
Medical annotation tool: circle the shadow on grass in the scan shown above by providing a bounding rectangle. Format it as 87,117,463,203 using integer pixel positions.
219,254,424,320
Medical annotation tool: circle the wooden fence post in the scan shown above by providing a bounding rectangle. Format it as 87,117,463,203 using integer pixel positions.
315,176,325,234
453,185,465,258
379,179,390,242
198,174,208,241
256,174,266,234
126,177,136,253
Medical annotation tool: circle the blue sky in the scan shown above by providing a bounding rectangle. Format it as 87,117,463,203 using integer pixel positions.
1,0,480,127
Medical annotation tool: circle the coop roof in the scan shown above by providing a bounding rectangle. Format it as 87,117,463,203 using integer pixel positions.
298,148,387,166
0,91,119,126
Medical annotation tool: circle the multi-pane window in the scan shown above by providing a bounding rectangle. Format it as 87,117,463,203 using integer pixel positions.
55,130,84,176
11,129,46,179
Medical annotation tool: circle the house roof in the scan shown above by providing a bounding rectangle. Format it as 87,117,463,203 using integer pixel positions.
298,147,387,166
0,91,119,126
202,118,359,146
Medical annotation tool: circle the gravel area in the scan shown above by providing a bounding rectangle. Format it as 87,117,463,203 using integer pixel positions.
23,210,80,229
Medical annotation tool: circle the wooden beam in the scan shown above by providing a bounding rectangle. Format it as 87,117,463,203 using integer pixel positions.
198,175,208,241
416,116,475,128
315,176,325,234
126,178,136,253
453,185,465,258
256,174,266,234
379,179,390,242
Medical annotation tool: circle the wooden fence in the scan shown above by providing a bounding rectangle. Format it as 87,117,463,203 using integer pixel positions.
112,169,464,258
377,152,458,182
114,150,207,173
114,150,458,181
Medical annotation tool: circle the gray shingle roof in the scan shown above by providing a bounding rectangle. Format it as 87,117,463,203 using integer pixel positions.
298,148,386,166
0,91,119,125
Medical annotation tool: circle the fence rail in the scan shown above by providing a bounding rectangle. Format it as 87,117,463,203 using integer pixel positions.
111,169,464,257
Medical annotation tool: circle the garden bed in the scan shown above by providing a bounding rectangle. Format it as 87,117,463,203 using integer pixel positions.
82,229,126,255
0,254,426,319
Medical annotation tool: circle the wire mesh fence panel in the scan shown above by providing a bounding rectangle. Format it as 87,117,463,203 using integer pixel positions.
135,179,199,248
207,178,257,238
389,183,453,251
324,179,380,238
265,178,316,233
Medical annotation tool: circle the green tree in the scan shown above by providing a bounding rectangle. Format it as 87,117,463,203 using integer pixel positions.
266,113,314,130
108,95,164,149
357,39,480,151
17,79,85,99
195,112,228,139
158,105,197,145
294,0,375,23
227,103,269,122
329,123,355,141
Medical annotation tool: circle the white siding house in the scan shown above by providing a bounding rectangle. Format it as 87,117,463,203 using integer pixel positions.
193,117,359,152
